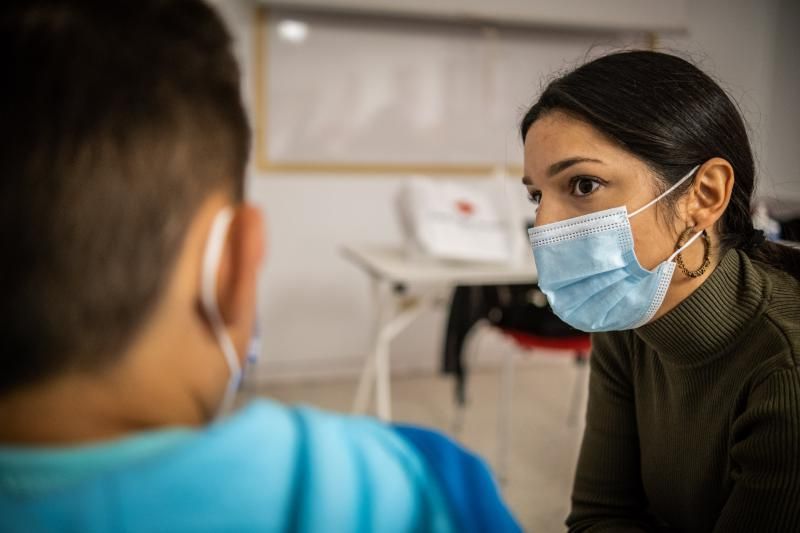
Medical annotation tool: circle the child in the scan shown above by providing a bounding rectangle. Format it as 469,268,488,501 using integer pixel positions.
0,1,520,531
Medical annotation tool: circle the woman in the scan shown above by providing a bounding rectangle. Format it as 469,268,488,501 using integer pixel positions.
520,50,800,532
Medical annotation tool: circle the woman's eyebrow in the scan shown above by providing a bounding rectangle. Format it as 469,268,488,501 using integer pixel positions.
547,157,603,177
522,157,604,185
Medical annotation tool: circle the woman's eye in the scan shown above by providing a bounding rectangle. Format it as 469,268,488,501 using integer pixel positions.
527,190,542,205
571,177,601,197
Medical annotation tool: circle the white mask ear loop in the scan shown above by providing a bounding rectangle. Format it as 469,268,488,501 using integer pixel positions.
200,208,241,417
628,165,700,219
667,227,706,263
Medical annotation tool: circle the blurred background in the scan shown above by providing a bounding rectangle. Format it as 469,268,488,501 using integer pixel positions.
210,0,799,530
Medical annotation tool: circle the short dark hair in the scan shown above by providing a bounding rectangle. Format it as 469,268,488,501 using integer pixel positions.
521,50,800,280
0,0,250,395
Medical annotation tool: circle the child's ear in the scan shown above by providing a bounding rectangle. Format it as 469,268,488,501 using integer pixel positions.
216,204,265,329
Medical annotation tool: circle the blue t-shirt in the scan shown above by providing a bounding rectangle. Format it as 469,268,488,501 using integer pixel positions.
0,400,520,532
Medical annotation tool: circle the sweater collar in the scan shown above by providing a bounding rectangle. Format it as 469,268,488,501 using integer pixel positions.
635,249,769,365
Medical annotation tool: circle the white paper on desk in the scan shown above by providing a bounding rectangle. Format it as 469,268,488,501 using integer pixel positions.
397,178,511,263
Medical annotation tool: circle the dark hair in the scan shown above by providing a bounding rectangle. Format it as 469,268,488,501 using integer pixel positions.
0,0,250,394
520,50,800,280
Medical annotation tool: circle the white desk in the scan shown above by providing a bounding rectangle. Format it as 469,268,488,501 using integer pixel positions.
342,244,537,421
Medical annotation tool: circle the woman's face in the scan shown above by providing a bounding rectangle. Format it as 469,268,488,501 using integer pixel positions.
522,110,684,271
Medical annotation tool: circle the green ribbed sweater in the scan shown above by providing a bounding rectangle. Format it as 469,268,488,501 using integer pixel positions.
566,249,800,533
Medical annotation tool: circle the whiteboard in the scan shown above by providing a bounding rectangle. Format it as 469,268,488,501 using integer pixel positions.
256,8,647,172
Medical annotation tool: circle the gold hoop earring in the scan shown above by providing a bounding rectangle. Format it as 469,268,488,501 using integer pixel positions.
674,227,711,278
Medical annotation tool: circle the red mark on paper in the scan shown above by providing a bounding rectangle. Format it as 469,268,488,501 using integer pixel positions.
455,200,475,216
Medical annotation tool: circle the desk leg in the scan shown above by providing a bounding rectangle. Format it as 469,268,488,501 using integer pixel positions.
374,326,392,421
352,278,388,415
373,302,429,421
351,278,429,421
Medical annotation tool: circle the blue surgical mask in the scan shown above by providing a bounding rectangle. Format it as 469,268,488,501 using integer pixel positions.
527,166,703,332
200,208,261,417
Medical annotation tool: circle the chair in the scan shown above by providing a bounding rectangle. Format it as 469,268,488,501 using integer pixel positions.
443,284,591,480
494,329,591,482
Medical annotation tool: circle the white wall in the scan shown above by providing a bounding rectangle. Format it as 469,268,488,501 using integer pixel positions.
252,174,434,381
662,0,799,214
213,0,799,383
763,0,800,217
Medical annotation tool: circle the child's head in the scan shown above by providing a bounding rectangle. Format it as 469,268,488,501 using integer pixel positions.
0,0,264,431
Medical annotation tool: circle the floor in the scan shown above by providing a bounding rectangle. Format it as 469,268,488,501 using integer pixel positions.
244,353,588,532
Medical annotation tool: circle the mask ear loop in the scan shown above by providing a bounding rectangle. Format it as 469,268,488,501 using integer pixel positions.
667,227,705,263
200,208,242,418
628,165,700,219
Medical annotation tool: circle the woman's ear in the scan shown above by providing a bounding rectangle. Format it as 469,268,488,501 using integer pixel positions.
215,204,266,340
686,157,735,232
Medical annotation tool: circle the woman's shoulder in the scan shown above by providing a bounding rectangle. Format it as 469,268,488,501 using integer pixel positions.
749,254,800,364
